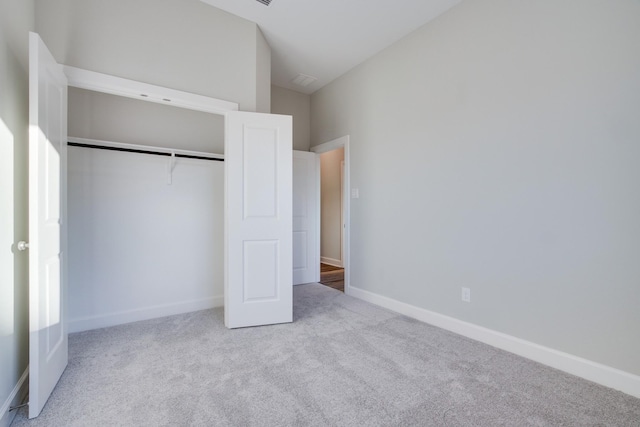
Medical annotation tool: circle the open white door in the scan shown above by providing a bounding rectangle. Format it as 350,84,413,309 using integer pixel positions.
225,112,293,328
292,151,319,285
28,32,68,418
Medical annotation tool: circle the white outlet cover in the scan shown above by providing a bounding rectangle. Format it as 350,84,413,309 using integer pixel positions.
461,287,471,302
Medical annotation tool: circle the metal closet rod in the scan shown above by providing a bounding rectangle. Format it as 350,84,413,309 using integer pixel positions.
67,141,225,162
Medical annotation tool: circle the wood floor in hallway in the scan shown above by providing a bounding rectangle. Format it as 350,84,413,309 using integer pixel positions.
319,263,344,292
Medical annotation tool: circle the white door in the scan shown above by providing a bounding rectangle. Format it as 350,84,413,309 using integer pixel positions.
224,112,293,328
28,32,68,419
292,151,319,285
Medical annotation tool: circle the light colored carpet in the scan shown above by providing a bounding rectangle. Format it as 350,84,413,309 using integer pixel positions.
12,284,640,426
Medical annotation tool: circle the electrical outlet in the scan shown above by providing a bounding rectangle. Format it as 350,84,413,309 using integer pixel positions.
461,287,471,303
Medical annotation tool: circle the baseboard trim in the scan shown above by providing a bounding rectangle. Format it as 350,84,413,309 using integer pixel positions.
347,286,640,399
321,257,343,268
68,296,224,333
0,367,28,427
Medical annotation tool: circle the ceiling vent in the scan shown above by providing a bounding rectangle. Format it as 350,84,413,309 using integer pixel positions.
291,73,317,87
255,0,272,5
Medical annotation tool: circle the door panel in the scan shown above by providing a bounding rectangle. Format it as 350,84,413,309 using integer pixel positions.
292,151,319,285
28,32,68,419
225,112,292,328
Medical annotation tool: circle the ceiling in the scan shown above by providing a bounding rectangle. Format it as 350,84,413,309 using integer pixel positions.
200,0,462,94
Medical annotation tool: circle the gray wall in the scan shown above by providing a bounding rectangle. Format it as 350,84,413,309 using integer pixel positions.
271,85,310,151
311,0,640,376
0,0,33,423
320,148,344,264
35,0,264,112
256,28,271,114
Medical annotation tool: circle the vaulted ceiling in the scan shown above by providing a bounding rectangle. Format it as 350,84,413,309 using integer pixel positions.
200,0,462,94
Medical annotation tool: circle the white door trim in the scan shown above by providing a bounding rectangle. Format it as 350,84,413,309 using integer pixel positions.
311,136,351,294
311,135,349,154
340,160,345,268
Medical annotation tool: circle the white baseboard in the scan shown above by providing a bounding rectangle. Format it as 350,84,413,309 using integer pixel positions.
1,367,28,427
68,296,224,333
347,286,640,399
321,257,343,268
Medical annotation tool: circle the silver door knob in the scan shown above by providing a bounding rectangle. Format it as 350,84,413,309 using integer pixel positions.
17,241,29,251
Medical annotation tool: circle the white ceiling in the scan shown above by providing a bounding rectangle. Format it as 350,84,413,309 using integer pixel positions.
200,0,462,94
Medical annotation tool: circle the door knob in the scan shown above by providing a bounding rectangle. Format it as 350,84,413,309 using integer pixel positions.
17,241,29,251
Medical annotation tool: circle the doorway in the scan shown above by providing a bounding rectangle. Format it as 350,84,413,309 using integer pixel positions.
311,136,350,294
318,148,345,292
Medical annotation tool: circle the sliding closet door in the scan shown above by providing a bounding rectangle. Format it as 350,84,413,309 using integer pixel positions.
28,32,68,419
224,112,293,328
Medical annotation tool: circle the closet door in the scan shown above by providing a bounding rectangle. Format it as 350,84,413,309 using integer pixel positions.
224,112,293,328
292,151,319,285
28,32,68,419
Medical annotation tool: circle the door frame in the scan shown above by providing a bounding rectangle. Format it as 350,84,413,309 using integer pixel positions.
310,136,351,294
340,160,345,269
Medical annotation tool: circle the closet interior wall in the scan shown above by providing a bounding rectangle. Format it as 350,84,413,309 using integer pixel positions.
67,88,225,332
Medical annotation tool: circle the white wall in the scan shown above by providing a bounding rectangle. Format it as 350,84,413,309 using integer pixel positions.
35,0,265,112
271,85,310,151
311,0,640,377
0,0,33,424
67,147,224,332
68,88,225,153
320,148,344,264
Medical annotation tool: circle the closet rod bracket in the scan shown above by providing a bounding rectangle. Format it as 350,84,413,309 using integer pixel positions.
167,151,176,185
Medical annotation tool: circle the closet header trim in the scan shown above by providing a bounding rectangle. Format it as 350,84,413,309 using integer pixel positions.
64,66,239,116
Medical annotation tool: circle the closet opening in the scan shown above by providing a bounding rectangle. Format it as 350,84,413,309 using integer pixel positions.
29,49,294,416
66,87,226,333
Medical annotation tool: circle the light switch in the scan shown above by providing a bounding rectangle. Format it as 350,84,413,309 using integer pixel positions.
351,188,359,199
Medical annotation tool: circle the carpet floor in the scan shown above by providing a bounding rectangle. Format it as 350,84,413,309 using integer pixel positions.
12,284,640,426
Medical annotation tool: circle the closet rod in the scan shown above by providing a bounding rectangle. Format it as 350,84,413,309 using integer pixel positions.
68,141,224,162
